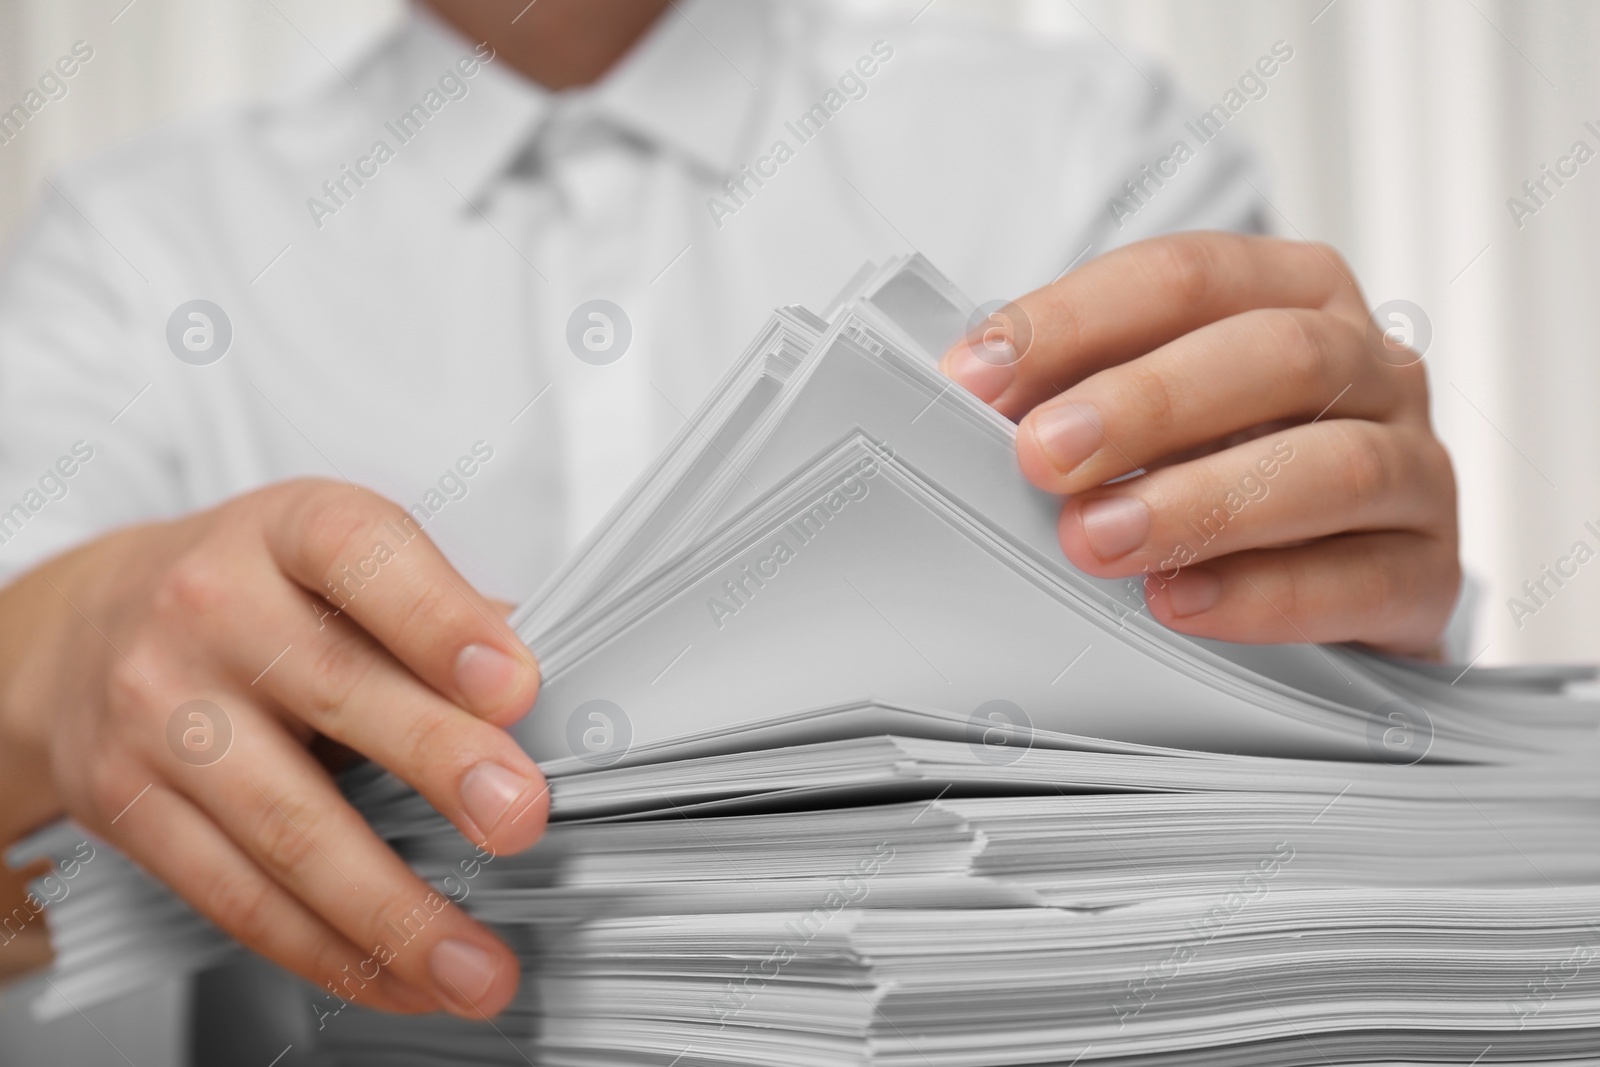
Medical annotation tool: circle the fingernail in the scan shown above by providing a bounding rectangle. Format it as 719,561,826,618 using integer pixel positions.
1079,496,1149,561
461,762,533,836
429,939,498,1008
455,643,520,713
941,343,1016,403
1165,570,1222,616
1030,402,1103,475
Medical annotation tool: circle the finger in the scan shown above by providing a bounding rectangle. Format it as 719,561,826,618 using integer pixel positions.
1055,421,1453,579
100,778,437,1016
239,590,548,854
941,232,1369,418
1017,306,1423,494
1142,530,1460,655
263,482,539,726
166,712,524,1019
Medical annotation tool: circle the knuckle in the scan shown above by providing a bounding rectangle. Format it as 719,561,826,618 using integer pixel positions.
205,871,276,947
265,476,345,506
1175,469,1229,537
301,631,378,730
83,758,139,826
1421,435,1459,510
1428,546,1464,619
1307,241,1354,284
153,552,232,620
1034,288,1087,366
1376,542,1460,653
252,790,324,875
296,486,399,580
311,940,363,998
1259,551,1306,625
104,655,159,724
1355,552,1406,620
1331,423,1395,502
1120,362,1178,440
364,886,443,954
394,706,461,773
1150,235,1217,307
1390,358,1431,409
1264,308,1339,396
1401,432,1460,538
387,580,458,654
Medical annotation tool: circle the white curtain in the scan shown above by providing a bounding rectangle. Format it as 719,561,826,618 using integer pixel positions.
2,0,1596,674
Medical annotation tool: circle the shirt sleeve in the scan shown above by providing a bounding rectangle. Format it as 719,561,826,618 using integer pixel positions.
0,180,186,584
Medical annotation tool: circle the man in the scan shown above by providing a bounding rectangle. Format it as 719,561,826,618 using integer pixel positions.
0,0,1458,1023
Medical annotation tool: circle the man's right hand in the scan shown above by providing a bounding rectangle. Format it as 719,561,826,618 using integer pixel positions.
0,478,548,1019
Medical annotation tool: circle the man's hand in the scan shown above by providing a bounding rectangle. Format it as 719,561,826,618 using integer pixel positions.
941,232,1460,657
0,479,547,1018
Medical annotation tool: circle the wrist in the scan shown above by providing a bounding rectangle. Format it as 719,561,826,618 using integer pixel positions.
0,541,121,843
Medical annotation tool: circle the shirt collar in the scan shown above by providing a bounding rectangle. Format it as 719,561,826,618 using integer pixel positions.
585,0,770,180
373,0,769,201
376,5,554,203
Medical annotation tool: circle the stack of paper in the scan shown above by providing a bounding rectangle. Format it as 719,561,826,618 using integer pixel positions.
11,256,1600,1065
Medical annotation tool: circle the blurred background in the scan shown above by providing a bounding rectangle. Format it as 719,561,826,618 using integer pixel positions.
2,0,1597,1063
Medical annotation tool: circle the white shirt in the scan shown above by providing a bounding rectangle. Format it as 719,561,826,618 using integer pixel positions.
0,0,1262,603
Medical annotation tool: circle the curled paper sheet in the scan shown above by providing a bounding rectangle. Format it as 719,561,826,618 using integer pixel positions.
15,256,1600,1065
